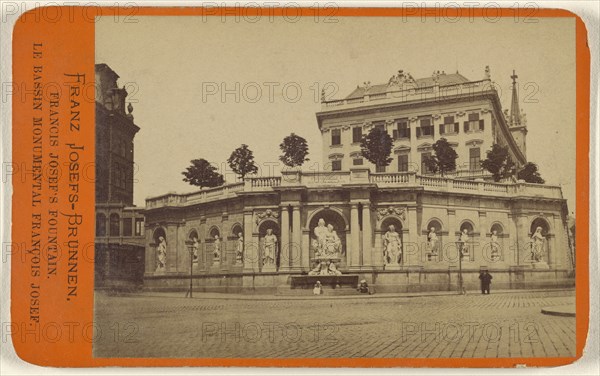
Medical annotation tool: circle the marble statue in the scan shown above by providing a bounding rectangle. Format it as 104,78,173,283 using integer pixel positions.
192,236,199,263
156,236,167,271
312,218,327,256
427,227,438,255
308,261,322,276
327,260,342,276
490,230,500,261
459,229,470,256
213,235,221,260
530,227,545,262
383,225,402,265
236,232,244,263
263,228,277,266
324,224,342,256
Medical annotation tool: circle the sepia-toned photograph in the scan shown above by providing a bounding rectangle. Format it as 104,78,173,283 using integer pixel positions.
92,13,577,359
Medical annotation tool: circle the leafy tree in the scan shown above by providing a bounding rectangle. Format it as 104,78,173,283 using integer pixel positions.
360,127,393,170
423,138,458,177
182,158,225,188
279,133,310,168
228,144,259,179
517,162,545,184
481,144,516,182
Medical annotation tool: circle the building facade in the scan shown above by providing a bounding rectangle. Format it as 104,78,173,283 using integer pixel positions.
142,68,574,293
95,64,145,288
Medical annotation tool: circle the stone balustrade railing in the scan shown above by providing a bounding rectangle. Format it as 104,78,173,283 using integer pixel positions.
145,169,563,209
321,79,493,110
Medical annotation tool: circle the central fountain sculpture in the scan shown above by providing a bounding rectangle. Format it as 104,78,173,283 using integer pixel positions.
308,218,343,276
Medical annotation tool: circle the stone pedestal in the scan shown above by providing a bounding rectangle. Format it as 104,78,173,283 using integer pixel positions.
531,261,550,269
384,263,401,271
262,264,276,273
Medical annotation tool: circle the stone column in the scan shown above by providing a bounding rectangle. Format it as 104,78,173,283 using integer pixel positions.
166,224,178,273
362,203,373,267
350,203,360,269
291,205,302,271
407,206,420,264
447,209,456,263
301,230,310,271
515,214,529,266
479,211,487,264
279,206,290,271
243,211,257,272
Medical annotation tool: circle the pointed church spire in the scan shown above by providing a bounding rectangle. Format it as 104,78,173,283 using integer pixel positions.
510,70,521,126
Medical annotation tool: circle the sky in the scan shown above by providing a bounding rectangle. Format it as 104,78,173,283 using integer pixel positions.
96,15,576,212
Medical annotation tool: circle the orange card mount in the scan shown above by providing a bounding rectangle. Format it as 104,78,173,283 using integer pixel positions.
10,6,589,368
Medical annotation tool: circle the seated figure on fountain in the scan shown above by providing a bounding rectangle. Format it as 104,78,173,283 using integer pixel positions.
324,224,342,257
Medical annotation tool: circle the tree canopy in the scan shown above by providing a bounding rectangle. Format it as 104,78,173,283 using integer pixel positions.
517,162,545,184
360,127,393,169
279,133,310,168
228,144,259,179
481,144,516,182
182,158,225,188
423,138,458,176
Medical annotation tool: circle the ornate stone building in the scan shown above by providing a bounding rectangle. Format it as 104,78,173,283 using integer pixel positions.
95,64,145,287
142,68,573,293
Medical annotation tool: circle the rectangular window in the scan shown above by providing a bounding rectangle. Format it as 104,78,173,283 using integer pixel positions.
465,113,483,132
353,158,363,166
122,218,133,237
352,127,362,143
373,121,385,131
375,165,386,173
469,147,481,171
421,152,432,174
135,218,145,236
418,117,433,137
332,160,342,171
331,129,341,145
441,116,457,135
398,154,409,172
396,119,410,139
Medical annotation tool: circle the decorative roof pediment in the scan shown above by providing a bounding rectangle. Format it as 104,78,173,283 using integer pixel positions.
328,153,344,160
393,145,411,154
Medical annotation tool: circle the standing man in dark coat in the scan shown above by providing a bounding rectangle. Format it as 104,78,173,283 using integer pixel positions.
479,270,493,294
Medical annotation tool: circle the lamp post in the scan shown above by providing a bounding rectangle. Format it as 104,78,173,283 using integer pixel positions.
185,240,194,298
455,240,465,294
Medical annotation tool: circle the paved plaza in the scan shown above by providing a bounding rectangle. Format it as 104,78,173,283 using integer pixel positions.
93,289,576,359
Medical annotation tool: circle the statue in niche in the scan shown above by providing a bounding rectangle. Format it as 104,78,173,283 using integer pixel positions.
236,232,244,263
459,228,470,256
427,227,438,255
213,235,221,261
156,236,167,271
530,227,545,262
262,228,277,266
490,230,500,261
383,225,402,265
192,236,199,263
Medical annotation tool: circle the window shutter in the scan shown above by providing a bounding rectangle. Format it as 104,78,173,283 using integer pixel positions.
439,124,444,135
407,128,411,139
393,129,398,139
464,121,468,132
430,126,434,136
416,127,421,137
479,119,484,130
454,122,459,133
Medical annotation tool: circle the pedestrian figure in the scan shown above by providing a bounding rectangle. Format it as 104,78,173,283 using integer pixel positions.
313,280,323,295
357,279,372,295
479,270,492,294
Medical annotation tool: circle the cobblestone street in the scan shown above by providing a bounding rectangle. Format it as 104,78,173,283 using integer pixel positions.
93,289,575,359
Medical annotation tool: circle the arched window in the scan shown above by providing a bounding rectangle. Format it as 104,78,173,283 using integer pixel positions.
109,213,120,236
96,213,106,236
